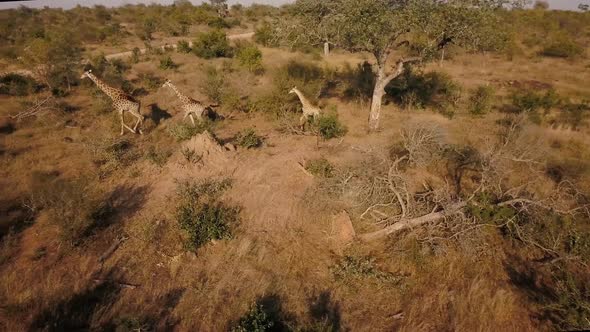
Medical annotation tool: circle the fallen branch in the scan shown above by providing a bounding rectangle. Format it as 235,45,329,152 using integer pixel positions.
92,278,139,289
358,202,467,242
297,162,314,177
98,235,129,264
11,96,54,121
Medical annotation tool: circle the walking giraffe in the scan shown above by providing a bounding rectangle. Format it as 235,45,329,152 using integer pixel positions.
162,79,209,127
289,87,322,130
81,70,143,135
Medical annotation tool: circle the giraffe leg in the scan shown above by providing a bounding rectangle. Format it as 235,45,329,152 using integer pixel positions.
119,111,125,136
190,114,197,127
120,111,136,134
299,114,308,131
132,112,143,135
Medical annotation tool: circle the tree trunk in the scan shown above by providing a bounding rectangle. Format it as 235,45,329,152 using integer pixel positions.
323,42,330,57
368,59,406,131
358,202,467,242
368,79,385,131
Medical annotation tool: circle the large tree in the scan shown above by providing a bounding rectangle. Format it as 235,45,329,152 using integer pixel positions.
283,0,518,131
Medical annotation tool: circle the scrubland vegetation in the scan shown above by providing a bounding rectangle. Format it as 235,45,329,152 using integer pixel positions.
1,0,590,331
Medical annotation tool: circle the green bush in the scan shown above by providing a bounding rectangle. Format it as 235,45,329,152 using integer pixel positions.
540,37,584,58
235,43,264,74
232,304,275,332
235,128,263,149
314,113,348,140
29,172,109,246
145,146,172,167
159,56,178,70
174,179,238,251
201,66,225,103
137,72,164,91
192,30,233,59
387,68,462,113
554,100,590,130
167,121,213,142
251,60,326,116
177,40,191,53
305,158,335,178
511,89,561,113
254,22,276,47
0,74,41,96
468,85,495,115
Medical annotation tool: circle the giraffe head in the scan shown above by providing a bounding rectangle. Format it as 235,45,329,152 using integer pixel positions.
289,87,299,95
162,79,173,89
80,69,92,80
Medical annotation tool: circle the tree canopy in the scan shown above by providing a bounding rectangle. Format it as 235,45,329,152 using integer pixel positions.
279,0,522,130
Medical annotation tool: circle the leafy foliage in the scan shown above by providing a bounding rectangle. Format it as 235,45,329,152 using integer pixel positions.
314,113,348,140
174,179,238,251
192,30,233,59
167,121,214,141
235,43,264,74
540,36,584,58
231,305,275,332
387,68,462,113
235,128,263,149
468,85,495,115
305,158,335,178
0,74,42,96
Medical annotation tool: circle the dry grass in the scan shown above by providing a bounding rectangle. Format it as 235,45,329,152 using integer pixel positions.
1,10,590,331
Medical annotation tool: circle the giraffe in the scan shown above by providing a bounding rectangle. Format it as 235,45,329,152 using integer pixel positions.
289,87,322,130
162,79,209,127
81,70,143,135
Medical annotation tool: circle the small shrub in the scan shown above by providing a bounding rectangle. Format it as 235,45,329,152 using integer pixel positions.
201,66,225,103
145,146,172,167
235,128,263,149
332,255,401,284
192,30,233,59
235,43,264,74
540,37,584,58
159,56,178,70
555,101,590,130
167,121,213,141
137,72,164,91
177,40,191,53
181,147,202,165
511,89,561,113
305,158,335,178
29,172,109,246
131,47,141,63
232,304,275,332
314,113,347,140
468,85,495,115
174,179,238,251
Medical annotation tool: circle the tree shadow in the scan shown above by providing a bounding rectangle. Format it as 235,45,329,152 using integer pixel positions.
256,294,297,331
308,290,342,332
90,184,150,234
103,287,185,331
30,269,123,331
147,103,172,126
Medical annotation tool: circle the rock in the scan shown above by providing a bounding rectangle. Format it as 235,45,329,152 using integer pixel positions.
224,143,236,152
331,210,356,246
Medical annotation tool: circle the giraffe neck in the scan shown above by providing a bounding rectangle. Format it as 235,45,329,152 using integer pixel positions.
167,83,192,105
294,89,313,109
86,72,121,100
